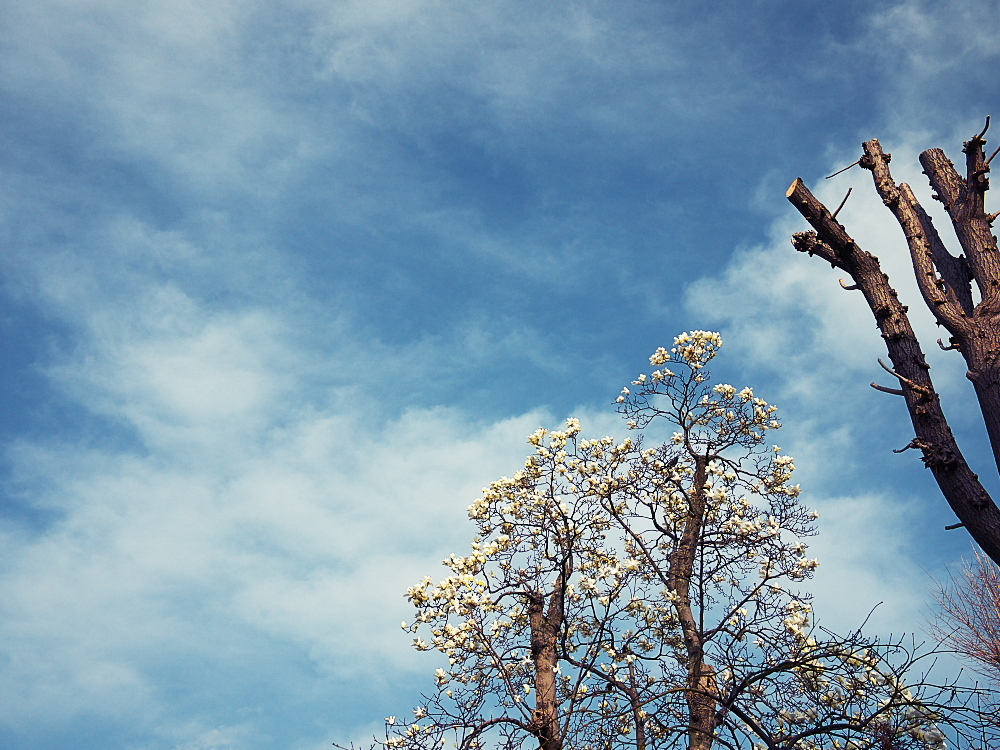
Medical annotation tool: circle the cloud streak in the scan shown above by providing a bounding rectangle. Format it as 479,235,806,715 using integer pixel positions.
1,0,1000,747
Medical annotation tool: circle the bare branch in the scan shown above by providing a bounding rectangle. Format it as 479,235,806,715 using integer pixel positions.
976,115,992,141
860,140,972,327
877,357,932,394
831,187,852,219
919,146,1000,311
871,382,906,397
787,166,1000,564
933,551,1000,683
826,159,860,179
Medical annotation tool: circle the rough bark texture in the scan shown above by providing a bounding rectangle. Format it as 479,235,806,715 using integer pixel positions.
786,128,1000,564
528,581,565,750
668,455,719,750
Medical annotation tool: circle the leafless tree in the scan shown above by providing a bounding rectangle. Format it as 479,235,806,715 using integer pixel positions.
786,120,1000,563
933,550,1000,684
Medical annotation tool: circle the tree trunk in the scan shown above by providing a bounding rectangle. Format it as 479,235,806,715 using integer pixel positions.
962,337,1000,475
668,455,718,750
528,579,565,750
626,660,648,750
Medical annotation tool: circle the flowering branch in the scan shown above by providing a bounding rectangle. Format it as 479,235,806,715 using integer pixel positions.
347,333,997,750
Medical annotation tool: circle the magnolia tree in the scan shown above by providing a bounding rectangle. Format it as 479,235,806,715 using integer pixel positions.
346,333,993,750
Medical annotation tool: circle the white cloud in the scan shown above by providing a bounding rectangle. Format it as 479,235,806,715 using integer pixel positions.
0,211,576,740
1,1,998,746
807,492,930,635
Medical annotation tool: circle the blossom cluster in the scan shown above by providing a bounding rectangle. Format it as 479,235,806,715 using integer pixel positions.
618,333,785,465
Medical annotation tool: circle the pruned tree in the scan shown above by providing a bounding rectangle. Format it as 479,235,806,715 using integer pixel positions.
785,120,1000,563
342,333,991,750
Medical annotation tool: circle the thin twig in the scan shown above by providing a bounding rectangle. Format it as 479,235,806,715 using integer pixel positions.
839,279,860,291
877,358,931,394
826,160,860,179
975,116,992,141
871,382,906,397
831,187,853,219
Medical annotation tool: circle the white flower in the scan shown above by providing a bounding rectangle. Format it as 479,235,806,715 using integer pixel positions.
385,716,397,725
649,347,671,365
713,383,737,399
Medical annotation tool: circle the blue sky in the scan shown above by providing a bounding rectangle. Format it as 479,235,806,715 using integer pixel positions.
2,1,1000,748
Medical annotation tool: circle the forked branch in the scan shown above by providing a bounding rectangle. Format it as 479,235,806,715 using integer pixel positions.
786,158,1000,564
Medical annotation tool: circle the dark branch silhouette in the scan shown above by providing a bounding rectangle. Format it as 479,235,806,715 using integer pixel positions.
787,127,1000,563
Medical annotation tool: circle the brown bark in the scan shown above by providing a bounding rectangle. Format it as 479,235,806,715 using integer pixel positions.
528,579,565,750
668,455,719,750
785,127,1000,564
626,660,648,750
919,141,1000,477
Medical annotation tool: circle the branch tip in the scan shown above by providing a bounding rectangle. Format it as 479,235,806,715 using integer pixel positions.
976,116,991,142
839,279,860,291
831,187,853,219
826,160,861,179
871,382,906,397
877,358,932,394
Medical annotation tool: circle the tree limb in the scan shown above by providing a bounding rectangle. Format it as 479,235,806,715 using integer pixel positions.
786,176,1000,564
860,139,972,328
919,144,1000,313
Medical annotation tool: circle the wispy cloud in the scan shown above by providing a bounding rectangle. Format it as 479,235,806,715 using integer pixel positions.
1,304,559,744
2,0,999,747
